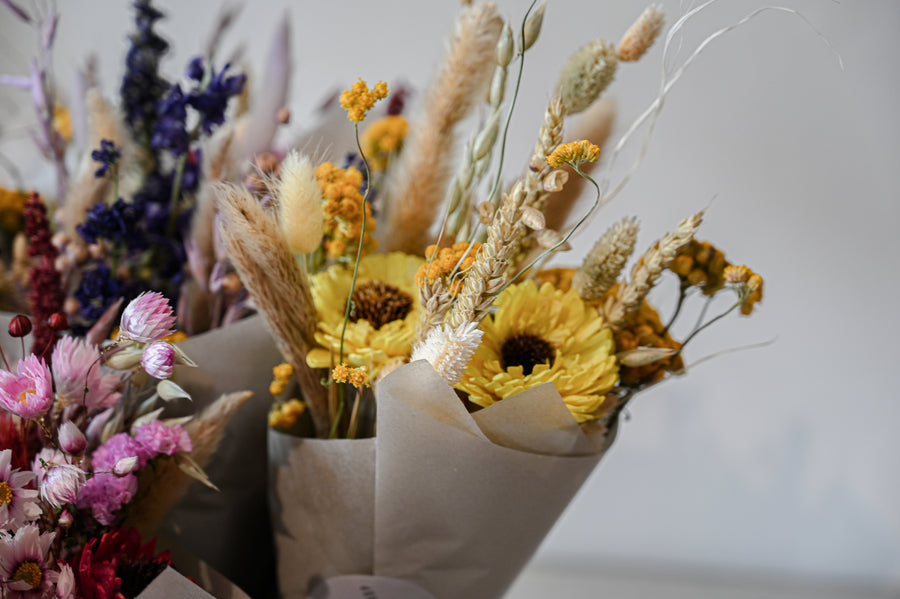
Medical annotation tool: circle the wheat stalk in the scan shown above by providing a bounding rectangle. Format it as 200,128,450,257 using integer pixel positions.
573,216,639,301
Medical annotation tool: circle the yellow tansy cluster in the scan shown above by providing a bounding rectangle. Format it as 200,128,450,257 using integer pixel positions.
269,398,307,429
415,241,482,295
724,265,764,315
332,362,370,388
361,115,408,171
340,78,389,122
546,139,601,168
52,104,73,143
0,187,27,232
669,240,729,295
315,162,377,260
269,362,294,396
610,292,685,386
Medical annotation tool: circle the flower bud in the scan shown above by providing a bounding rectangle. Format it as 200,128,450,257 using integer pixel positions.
58,509,74,528
141,342,176,380
8,314,32,338
58,421,87,456
48,312,68,332
113,456,138,476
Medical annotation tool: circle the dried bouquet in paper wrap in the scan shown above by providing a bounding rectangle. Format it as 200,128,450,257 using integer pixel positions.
207,2,781,598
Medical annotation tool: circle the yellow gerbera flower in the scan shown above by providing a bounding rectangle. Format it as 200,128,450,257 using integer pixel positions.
307,252,424,378
456,280,618,423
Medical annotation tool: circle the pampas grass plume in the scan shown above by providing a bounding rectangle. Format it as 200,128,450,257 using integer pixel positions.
276,151,323,255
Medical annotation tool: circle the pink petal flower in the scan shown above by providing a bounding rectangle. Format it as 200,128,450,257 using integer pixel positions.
119,292,176,344
58,421,87,456
140,342,176,380
0,355,53,419
52,336,123,409
0,523,55,598
0,449,41,528
40,464,85,508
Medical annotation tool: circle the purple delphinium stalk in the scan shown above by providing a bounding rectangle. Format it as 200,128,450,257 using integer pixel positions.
90,139,121,178
120,0,170,147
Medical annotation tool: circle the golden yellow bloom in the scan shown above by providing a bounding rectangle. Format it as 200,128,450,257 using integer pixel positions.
361,115,408,171
269,398,307,429
315,162,377,260
307,252,424,378
269,380,287,396
52,104,73,143
611,293,684,387
0,187,27,232
161,330,188,344
340,78,389,122
725,265,764,315
416,241,482,295
331,362,371,388
546,140,601,168
456,280,618,423
670,239,729,295
272,362,294,382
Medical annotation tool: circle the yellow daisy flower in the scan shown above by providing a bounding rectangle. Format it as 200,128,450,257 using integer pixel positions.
456,280,618,423
306,252,424,378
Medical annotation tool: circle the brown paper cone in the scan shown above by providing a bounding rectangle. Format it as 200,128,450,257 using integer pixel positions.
270,360,617,599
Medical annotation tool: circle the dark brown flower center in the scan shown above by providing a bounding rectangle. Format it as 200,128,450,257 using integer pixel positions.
13,561,42,590
501,333,554,376
350,281,413,330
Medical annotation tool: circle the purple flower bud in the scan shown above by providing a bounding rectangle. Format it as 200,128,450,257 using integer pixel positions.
58,509,73,528
58,421,87,455
141,342,176,379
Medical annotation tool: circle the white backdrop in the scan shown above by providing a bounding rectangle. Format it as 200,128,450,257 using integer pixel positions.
1,0,898,594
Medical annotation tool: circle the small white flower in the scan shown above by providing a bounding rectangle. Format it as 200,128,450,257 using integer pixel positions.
412,322,484,386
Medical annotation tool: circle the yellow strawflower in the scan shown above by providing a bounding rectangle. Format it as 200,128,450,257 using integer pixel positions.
331,362,370,389
361,115,408,171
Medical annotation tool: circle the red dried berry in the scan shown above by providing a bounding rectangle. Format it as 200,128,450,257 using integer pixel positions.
8,315,32,338
48,312,68,332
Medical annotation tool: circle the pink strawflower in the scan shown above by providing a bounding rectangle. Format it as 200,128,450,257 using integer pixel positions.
140,342,176,379
51,336,122,409
75,473,138,527
40,464,86,509
55,563,76,599
0,523,56,599
31,448,67,487
0,449,41,528
133,420,192,456
119,292,176,343
58,421,87,456
0,355,53,419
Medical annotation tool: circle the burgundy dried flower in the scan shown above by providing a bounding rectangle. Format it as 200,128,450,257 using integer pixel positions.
8,315,32,338
24,193,64,356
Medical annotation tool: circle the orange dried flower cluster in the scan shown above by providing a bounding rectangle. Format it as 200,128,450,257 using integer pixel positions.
340,78,389,122
315,162,377,259
546,139,601,168
0,187,27,232
332,362,370,388
416,241,482,295
669,239,729,295
361,115,408,171
611,294,684,386
724,265,764,315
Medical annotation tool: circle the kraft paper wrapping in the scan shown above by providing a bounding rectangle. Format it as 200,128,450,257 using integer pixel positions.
269,360,617,599
160,315,283,598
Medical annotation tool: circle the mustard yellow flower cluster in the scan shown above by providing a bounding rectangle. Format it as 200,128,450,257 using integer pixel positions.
315,162,377,260
269,362,294,396
724,265,764,315
361,115,409,171
269,398,307,429
52,104,73,143
415,241,483,295
546,139,601,168
340,78,389,122
0,187,27,232
669,240,729,295
332,362,370,388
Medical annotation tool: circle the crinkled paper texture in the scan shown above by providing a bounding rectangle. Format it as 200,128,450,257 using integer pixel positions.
270,360,616,599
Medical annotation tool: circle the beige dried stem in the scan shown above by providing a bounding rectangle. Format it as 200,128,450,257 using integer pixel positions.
190,126,237,274
381,2,502,255
214,183,330,436
124,390,252,540
604,211,703,329
543,99,615,232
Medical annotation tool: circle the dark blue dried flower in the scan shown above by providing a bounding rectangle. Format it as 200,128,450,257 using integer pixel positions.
151,84,190,155
186,56,205,81
74,261,121,322
91,139,121,178
187,61,246,135
121,0,170,146
77,197,147,252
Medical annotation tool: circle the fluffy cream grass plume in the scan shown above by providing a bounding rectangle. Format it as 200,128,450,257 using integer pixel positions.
412,322,483,386
604,211,703,329
382,2,502,255
573,216,639,301
556,39,618,116
62,89,123,243
124,390,252,539
617,5,665,62
214,183,330,436
275,151,323,254
542,99,615,232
